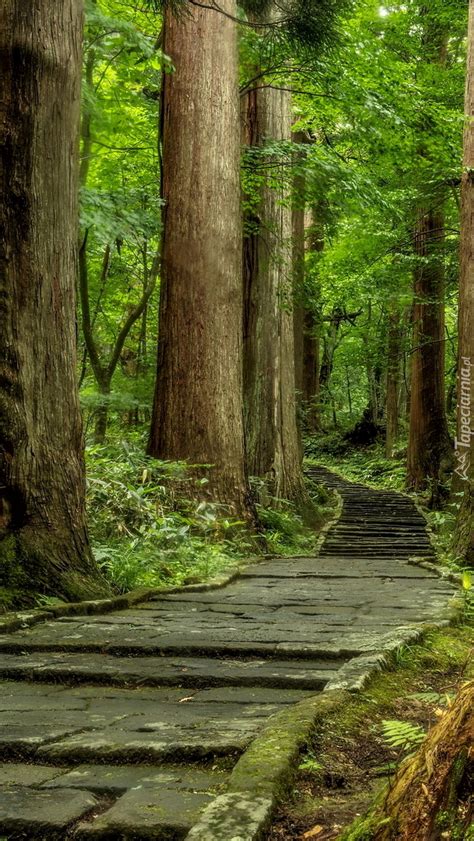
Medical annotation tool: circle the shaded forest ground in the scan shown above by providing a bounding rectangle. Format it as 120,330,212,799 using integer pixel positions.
268,626,474,841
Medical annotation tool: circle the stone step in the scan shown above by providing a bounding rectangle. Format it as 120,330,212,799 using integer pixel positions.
0,651,341,690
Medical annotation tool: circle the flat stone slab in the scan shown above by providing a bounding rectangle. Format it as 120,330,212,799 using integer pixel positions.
43,764,227,794
0,786,98,834
0,764,63,787
184,792,273,841
0,723,88,755
37,727,257,763
75,785,212,839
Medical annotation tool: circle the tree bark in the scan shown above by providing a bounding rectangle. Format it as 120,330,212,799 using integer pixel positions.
386,308,402,458
301,206,323,434
452,0,474,563
292,132,306,408
373,681,474,841
407,207,452,498
242,73,306,504
407,20,452,499
147,2,252,517
303,310,321,432
0,0,106,599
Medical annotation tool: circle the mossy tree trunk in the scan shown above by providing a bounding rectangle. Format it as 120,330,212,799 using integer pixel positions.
373,681,474,841
0,0,107,600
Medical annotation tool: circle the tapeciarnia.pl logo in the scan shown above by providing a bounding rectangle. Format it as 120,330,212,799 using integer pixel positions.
454,356,472,481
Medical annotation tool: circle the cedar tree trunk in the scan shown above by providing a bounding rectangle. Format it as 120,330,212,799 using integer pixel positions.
242,81,306,504
407,208,452,497
453,0,474,563
386,308,402,458
0,0,106,599
148,2,252,517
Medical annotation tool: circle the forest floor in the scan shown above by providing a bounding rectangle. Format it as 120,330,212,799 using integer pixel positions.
0,466,465,840
267,625,473,841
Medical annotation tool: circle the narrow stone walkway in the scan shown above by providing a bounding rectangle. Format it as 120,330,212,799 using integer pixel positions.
0,468,457,839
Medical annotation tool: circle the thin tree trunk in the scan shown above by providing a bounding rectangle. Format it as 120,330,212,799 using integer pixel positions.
452,0,474,562
94,380,111,445
148,2,252,517
319,313,340,403
386,308,402,458
303,310,321,432
242,72,306,504
302,206,323,433
0,0,106,599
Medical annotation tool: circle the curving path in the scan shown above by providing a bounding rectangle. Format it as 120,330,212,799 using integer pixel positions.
0,467,457,839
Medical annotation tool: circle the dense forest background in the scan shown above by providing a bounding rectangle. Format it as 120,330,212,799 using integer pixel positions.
0,0,473,603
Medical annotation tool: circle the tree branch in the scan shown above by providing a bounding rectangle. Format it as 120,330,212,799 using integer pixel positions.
106,250,160,379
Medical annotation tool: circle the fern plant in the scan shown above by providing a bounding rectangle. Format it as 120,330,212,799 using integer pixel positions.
381,720,426,751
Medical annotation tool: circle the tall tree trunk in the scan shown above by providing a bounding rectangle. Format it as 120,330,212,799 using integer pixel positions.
407,208,452,497
292,133,306,407
303,310,321,432
148,2,251,517
452,0,474,563
407,20,452,499
242,80,305,503
386,308,402,458
0,0,106,600
301,206,323,434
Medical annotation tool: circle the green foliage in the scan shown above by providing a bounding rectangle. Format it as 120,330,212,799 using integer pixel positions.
86,438,250,590
298,752,323,774
381,719,426,751
339,815,391,841
85,436,323,591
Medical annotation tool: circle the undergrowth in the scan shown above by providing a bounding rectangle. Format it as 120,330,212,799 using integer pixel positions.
86,434,332,592
270,626,474,841
305,436,407,492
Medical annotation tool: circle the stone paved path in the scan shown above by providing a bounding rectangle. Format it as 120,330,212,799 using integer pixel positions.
0,468,457,839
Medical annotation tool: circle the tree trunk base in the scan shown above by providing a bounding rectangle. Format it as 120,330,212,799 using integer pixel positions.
0,529,110,603
369,681,474,841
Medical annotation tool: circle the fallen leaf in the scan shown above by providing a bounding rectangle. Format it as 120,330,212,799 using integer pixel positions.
303,826,324,838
